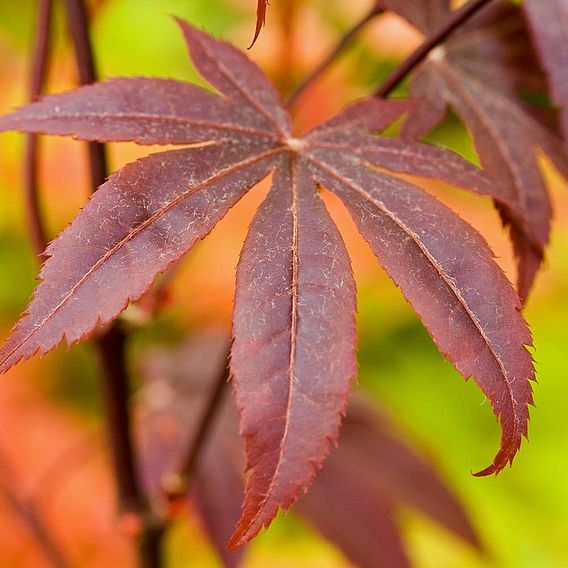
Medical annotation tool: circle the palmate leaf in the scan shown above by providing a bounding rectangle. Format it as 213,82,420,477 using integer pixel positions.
139,334,481,568
381,0,568,300
0,18,534,546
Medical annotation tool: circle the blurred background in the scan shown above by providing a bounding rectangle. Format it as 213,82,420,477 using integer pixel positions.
1,0,568,566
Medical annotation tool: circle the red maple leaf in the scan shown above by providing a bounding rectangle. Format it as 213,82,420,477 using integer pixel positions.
0,18,534,546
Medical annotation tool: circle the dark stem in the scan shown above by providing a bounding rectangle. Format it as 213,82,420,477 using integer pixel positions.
138,523,167,568
63,0,108,187
286,4,384,109
374,0,494,98
95,326,144,514
24,0,53,258
164,351,230,499
63,1,164,565
0,447,71,568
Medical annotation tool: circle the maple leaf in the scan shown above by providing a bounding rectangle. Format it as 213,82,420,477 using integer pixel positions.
524,0,568,140
381,0,568,300
138,334,481,567
0,18,534,546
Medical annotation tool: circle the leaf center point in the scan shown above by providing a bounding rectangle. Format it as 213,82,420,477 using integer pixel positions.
286,137,306,152
428,46,446,62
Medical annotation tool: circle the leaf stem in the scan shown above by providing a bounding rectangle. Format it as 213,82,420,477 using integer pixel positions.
24,0,53,258
286,4,384,109
62,1,164,565
374,0,494,98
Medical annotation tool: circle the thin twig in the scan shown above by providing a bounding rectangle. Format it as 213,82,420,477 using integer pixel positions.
24,0,53,258
374,0,494,98
286,4,384,109
0,447,72,568
163,350,230,500
62,1,164,566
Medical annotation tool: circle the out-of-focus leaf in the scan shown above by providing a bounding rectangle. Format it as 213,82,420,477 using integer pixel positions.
324,399,481,547
377,0,450,32
386,0,568,299
138,333,245,568
138,334,481,567
297,457,410,568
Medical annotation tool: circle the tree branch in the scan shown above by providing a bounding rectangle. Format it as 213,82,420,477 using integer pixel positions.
95,326,145,515
24,0,53,258
374,0,494,98
286,4,384,109
63,0,108,186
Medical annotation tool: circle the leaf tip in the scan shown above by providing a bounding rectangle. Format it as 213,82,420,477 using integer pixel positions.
248,0,268,49
472,441,521,478
227,517,263,550
471,464,497,478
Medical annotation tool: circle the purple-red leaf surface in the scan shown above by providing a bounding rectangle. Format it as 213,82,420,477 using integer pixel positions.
229,157,357,546
0,143,276,371
0,18,535,546
303,126,534,477
387,0,568,299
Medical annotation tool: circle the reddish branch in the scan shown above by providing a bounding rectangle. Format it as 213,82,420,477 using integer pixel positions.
94,327,147,515
374,0,495,97
63,0,108,185
14,3,70,565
